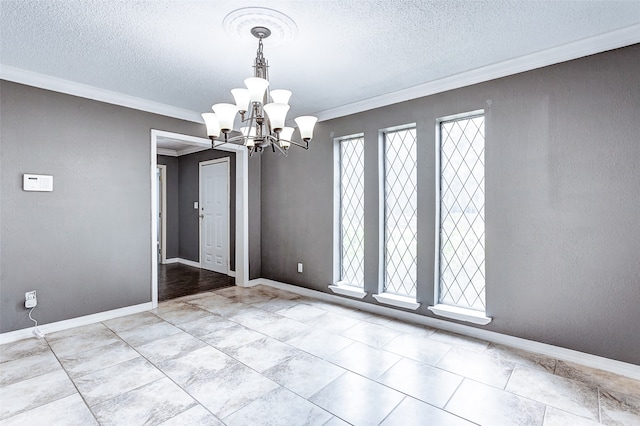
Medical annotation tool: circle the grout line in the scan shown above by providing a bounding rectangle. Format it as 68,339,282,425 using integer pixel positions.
169,291,339,420
42,338,102,425
541,406,548,426
206,290,473,423
442,377,465,410
50,311,220,423
503,363,517,391
121,309,233,423
378,395,407,424
597,387,602,424
173,296,347,423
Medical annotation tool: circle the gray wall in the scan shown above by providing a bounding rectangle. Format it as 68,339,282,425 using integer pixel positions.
157,155,179,259
176,150,236,271
0,81,204,332
260,45,640,364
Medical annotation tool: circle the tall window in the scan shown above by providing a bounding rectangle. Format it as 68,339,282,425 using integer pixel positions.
339,136,365,288
383,126,417,298
438,114,485,310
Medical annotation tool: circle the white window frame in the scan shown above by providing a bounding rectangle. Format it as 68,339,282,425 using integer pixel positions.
428,110,492,325
330,133,367,299
373,123,420,310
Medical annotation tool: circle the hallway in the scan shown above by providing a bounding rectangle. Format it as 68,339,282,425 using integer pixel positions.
158,263,234,301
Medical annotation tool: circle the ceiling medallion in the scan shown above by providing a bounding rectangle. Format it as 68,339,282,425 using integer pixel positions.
222,7,297,46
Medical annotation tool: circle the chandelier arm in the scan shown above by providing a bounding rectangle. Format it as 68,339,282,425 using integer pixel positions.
226,134,246,143
212,139,229,149
271,140,288,157
282,139,310,150
264,134,278,143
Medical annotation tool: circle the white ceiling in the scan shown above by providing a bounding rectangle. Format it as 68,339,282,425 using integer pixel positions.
1,0,639,127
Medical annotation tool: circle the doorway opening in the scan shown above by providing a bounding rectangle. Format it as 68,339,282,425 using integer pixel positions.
150,130,249,308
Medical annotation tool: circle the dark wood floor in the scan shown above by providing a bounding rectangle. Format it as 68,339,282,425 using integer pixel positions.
158,263,235,302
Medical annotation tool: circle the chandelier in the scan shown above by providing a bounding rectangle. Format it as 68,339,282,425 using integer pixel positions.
201,26,317,155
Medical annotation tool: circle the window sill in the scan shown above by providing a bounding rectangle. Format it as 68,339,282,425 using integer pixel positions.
428,304,492,325
373,293,420,310
329,283,367,299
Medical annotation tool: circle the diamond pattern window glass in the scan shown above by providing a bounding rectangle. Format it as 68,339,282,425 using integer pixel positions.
384,127,417,298
340,136,365,288
438,115,486,311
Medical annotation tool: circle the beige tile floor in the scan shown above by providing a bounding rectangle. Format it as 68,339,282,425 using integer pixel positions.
1,285,639,425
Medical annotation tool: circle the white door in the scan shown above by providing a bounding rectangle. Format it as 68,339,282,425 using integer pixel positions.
199,159,229,274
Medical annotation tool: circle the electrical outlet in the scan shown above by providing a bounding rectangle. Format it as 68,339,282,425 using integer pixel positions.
25,290,37,309
297,263,303,273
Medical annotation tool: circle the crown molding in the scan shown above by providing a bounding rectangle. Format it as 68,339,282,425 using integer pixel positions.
2,24,638,125
0,65,203,123
155,145,209,157
156,148,178,157
315,24,640,122
176,144,210,157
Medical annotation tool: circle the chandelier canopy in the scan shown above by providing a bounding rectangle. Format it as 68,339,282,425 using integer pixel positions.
202,26,317,155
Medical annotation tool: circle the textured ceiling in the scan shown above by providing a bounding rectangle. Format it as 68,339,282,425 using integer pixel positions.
1,0,639,124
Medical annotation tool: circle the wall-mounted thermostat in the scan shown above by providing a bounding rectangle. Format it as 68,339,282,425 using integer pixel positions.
23,174,53,192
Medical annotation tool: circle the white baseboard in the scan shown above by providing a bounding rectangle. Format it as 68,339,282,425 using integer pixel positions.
163,258,201,268
244,278,261,287
166,258,230,274
255,278,640,381
178,258,200,268
0,302,153,345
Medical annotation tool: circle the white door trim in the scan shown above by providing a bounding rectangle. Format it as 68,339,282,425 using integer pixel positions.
198,158,230,274
157,164,167,265
151,130,249,308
